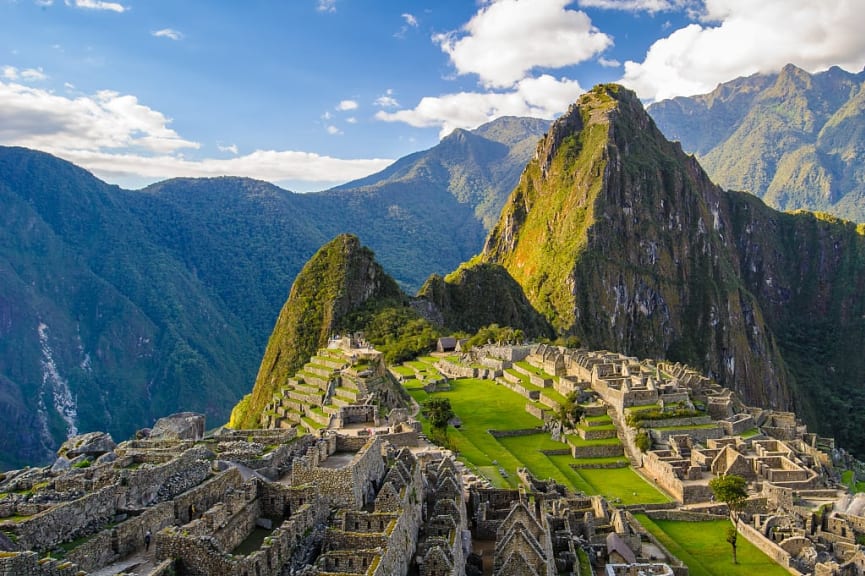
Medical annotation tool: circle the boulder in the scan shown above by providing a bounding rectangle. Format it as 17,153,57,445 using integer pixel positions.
150,412,206,441
51,457,71,473
58,431,116,459
96,451,117,465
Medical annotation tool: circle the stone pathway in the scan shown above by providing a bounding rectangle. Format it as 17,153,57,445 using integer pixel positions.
86,550,157,576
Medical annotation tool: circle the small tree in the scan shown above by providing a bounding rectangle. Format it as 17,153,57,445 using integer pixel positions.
424,398,455,438
709,474,748,564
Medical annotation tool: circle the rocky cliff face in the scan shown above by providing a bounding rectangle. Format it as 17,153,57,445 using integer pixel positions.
483,84,865,453
230,234,403,428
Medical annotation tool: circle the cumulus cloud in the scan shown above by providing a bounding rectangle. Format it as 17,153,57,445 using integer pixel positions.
152,28,183,41
2,66,48,81
621,0,865,101
375,89,399,108
65,0,127,13
0,81,196,153
579,0,689,12
598,57,621,68
435,0,611,88
402,13,418,27
376,75,583,137
316,0,336,13
0,79,391,187
336,99,358,111
325,125,342,135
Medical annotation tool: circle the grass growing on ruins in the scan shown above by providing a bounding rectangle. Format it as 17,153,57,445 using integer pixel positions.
573,467,670,505
634,515,791,576
842,470,865,493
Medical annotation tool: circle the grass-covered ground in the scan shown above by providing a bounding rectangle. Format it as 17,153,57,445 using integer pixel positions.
634,514,790,576
404,375,671,503
842,470,865,493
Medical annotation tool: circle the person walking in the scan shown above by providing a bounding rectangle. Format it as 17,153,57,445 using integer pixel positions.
144,529,152,552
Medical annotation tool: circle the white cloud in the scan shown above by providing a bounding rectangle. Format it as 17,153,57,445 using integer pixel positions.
0,78,391,187
598,57,621,68
2,66,48,82
34,0,54,6
326,125,342,135
621,0,865,101
579,0,688,12
0,80,198,153
316,0,336,13
52,148,393,189
376,74,584,138
402,13,418,27
65,0,127,13
435,0,611,88
152,28,183,41
346,117,357,124
375,89,399,108
336,99,358,111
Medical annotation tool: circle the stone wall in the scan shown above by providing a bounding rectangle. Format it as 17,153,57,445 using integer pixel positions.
737,520,800,575
157,497,328,576
488,428,545,438
291,436,386,509
14,484,122,550
122,445,212,508
648,426,723,445
0,552,81,576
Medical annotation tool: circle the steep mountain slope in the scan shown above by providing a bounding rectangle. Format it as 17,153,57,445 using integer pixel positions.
649,64,865,221
482,85,865,454
229,234,405,429
0,148,257,468
417,261,553,337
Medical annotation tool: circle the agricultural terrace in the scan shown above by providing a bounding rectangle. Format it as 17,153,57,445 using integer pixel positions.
634,515,790,576
402,371,670,504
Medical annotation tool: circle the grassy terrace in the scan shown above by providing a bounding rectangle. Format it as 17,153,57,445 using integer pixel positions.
634,514,790,576
403,375,671,504
514,361,555,380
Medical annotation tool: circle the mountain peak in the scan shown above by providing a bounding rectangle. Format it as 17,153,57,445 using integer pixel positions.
229,233,403,428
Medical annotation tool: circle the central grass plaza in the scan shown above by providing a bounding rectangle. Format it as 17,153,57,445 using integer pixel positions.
634,514,791,576
403,373,669,505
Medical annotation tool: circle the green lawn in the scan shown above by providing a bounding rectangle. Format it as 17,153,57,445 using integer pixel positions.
634,514,790,576
404,376,671,504
573,467,670,504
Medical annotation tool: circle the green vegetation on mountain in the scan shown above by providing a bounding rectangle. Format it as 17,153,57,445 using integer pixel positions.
649,64,865,222
230,234,405,428
417,261,553,338
476,84,865,456
0,116,544,468
0,148,256,468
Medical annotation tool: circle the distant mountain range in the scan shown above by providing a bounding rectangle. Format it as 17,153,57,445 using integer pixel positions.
649,63,865,222
0,116,547,468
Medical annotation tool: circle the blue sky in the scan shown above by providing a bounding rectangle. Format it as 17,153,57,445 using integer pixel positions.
1,0,864,191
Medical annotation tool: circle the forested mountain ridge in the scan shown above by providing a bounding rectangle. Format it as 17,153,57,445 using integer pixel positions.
649,64,865,222
0,116,546,467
